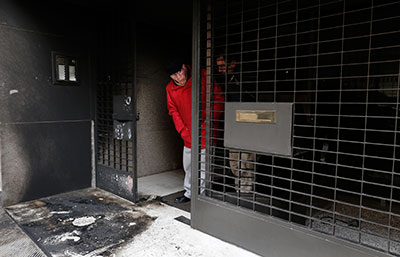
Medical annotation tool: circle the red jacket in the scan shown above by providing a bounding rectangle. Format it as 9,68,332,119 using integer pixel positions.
166,67,224,148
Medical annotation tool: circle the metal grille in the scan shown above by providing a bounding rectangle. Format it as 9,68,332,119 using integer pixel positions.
96,9,134,173
199,0,400,255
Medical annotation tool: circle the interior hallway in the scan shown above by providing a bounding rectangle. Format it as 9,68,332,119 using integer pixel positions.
138,169,184,198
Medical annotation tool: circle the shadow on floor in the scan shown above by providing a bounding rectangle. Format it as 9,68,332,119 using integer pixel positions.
161,190,190,213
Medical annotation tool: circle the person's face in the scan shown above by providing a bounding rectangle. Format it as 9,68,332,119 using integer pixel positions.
216,56,227,74
216,56,236,74
170,64,188,86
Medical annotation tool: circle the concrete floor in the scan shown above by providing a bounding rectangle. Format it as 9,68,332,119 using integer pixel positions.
0,171,261,257
114,198,260,257
127,170,260,256
138,169,184,197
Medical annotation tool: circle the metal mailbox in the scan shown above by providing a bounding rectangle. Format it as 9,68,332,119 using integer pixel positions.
113,95,134,141
224,102,293,156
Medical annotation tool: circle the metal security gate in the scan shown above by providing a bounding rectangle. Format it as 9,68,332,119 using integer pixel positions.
191,0,400,256
95,3,137,202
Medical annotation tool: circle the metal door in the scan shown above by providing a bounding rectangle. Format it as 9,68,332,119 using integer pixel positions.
95,3,137,202
191,1,399,257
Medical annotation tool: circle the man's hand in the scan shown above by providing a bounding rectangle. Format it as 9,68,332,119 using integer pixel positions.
181,127,191,142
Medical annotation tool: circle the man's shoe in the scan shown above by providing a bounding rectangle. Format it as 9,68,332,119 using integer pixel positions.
175,196,190,203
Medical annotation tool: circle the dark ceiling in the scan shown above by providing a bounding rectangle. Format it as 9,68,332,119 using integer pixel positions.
57,0,193,33
136,1,193,34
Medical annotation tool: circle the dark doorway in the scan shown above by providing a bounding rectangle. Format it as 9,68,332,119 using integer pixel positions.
95,1,193,207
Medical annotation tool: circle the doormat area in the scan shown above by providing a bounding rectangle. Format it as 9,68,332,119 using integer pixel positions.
5,188,156,257
0,209,47,257
161,190,191,213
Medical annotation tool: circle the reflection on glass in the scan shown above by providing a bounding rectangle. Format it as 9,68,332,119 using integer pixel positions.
69,65,76,81
58,64,66,80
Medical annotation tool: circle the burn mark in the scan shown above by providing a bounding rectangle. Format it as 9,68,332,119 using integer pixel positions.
6,188,156,256
135,195,163,207
97,165,136,202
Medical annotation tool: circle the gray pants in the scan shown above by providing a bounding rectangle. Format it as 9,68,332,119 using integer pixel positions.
229,150,255,193
183,147,206,198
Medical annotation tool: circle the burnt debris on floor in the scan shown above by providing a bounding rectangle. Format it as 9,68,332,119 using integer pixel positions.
5,188,156,257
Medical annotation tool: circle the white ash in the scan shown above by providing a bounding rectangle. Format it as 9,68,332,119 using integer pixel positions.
72,216,96,227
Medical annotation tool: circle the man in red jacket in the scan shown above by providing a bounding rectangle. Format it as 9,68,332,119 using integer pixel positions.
165,57,224,203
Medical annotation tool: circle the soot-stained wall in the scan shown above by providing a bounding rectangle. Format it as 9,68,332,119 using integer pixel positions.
0,0,93,206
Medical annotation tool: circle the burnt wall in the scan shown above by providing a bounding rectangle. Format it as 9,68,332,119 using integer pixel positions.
0,0,94,206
